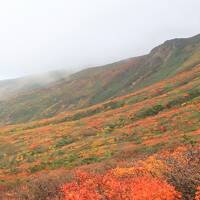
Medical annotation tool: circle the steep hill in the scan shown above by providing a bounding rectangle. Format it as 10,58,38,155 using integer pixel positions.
1,34,200,125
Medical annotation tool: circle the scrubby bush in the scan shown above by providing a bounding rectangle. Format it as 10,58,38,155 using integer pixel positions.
135,104,164,119
165,148,200,200
14,173,70,200
55,136,74,148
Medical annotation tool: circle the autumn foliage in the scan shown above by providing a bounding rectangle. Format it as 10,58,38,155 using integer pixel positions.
195,186,200,200
61,171,181,200
0,64,199,199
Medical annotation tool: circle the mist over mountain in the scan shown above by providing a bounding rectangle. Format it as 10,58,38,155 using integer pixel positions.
1,33,200,125
0,70,71,101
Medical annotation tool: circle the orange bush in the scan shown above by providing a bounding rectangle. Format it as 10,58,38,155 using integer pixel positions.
61,170,181,200
195,186,200,200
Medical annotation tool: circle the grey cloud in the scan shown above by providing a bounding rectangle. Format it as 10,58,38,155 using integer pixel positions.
0,0,200,80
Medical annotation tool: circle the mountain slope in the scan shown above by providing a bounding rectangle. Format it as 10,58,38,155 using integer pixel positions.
0,63,199,183
1,34,200,125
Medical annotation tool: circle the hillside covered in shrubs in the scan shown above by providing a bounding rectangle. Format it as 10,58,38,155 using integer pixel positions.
0,35,200,199
0,63,199,199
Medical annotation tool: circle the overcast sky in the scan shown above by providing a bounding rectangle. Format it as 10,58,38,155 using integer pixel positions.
0,0,200,80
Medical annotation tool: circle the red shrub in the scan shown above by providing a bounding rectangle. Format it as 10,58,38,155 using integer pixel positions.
61,171,181,200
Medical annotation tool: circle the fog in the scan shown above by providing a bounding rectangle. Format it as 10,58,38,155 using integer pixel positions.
0,0,200,80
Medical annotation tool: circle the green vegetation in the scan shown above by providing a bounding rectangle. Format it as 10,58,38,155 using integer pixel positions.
135,104,164,119
55,136,74,148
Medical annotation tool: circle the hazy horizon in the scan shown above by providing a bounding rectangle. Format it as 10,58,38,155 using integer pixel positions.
0,0,200,80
